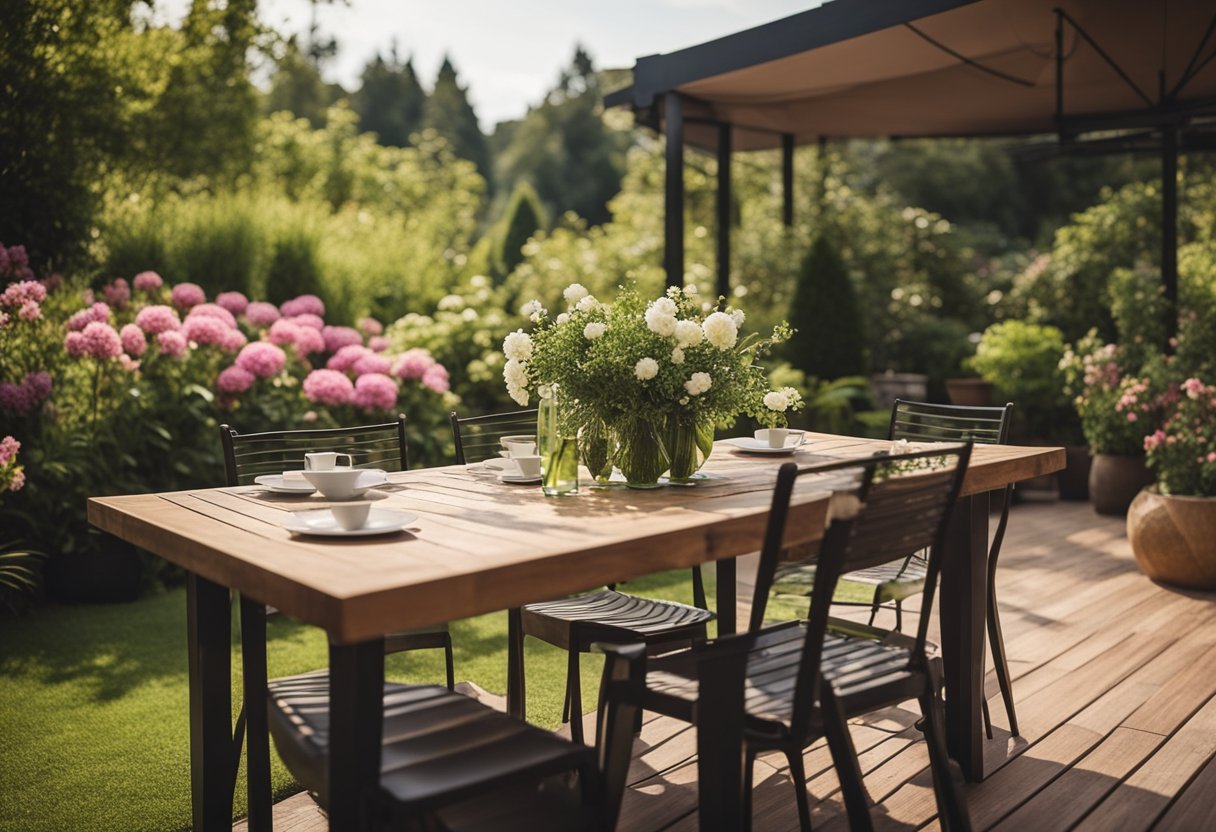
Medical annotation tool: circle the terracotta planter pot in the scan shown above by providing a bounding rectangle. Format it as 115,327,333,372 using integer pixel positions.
1127,487,1216,590
1057,445,1092,501
944,378,993,407
1089,453,1154,516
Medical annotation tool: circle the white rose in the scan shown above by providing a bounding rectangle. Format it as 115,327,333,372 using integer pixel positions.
645,306,677,337
507,385,529,406
576,294,599,313
556,312,570,325
652,297,678,317
634,357,659,381
674,319,702,347
729,307,746,327
685,372,712,396
583,322,606,340
702,311,738,349
503,330,534,362
764,391,790,412
563,283,589,305
520,299,542,316
671,347,685,364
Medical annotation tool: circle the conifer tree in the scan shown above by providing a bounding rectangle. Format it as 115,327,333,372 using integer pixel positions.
423,56,491,184
353,46,425,147
787,234,867,380
494,182,546,280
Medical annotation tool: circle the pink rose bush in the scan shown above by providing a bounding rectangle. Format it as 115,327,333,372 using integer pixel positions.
1144,377,1216,497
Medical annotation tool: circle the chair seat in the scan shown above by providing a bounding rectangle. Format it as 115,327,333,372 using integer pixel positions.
522,589,714,648
643,624,917,729
266,671,593,813
841,558,927,602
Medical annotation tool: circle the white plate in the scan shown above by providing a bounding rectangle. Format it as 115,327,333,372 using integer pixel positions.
498,473,541,484
282,508,416,537
254,474,317,494
723,437,804,455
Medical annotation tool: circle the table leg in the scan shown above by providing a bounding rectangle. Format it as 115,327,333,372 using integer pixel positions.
328,638,385,831
939,492,989,782
716,557,737,636
186,573,234,832
695,648,747,832
239,597,271,832
507,608,525,720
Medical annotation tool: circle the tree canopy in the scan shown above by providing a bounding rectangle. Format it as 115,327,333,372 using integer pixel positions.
423,56,491,184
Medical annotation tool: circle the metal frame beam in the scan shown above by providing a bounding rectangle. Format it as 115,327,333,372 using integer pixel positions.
782,133,794,227
716,123,732,298
665,92,685,289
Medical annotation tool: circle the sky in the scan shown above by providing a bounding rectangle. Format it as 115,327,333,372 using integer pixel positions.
158,0,817,129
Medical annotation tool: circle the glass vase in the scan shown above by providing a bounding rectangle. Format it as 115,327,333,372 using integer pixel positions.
579,416,614,485
614,415,670,489
538,387,579,496
666,414,716,484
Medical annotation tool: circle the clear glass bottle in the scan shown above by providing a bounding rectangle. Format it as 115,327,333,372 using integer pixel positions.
538,385,579,496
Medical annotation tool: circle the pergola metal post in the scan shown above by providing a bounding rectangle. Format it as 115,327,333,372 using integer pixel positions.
1162,125,1179,346
716,123,732,298
782,133,795,226
665,92,685,289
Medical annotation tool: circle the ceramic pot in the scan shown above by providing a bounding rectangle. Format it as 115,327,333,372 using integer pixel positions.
1127,487,1216,590
944,378,993,407
1057,445,1092,501
1089,453,1154,515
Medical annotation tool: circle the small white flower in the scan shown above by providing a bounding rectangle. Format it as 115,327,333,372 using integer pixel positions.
685,372,712,396
729,307,746,327
702,311,738,350
666,286,682,298
503,358,528,388
438,294,464,311
530,311,543,323
576,294,599,313
507,384,529,406
645,306,677,337
563,283,589,305
469,274,489,288
679,396,690,405
634,357,659,381
503,330,534,362
651,297,678,317
461,308,478,322
520,299,542,316
764,391,790,412
674,320,702,348
671,347,685,364
556,312,570,325
890,438,912,454
583,322,606,340
683,284,698,296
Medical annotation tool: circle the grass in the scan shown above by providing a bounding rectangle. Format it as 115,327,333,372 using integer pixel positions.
0,568,721,832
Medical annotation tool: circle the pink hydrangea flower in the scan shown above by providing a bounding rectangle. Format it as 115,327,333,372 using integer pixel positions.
357,317,383,336
244,302,280,328
183,315,231,347
292,324,325,356
235,342,287,378
187,303,238,329
368,335,390,353
0,383,35,414
327,344,370,372
302,369,354,405
393,348,436,380
25,371,51,401
422,363,450,394
7,245,29,267
18,301,39,321
268,319,299,346
135,305,182,335
0,435,19,466
103,278,130,308
280,294,325,318
1,280,46,307
64,331,86,357
156,330,189,359
121,324,147,357
215,291,249,315
354,373,399,412
8,469,24,491
0,312,8,328
66,302,110,332
288,313,324,331
222,328,248,352
170,282,206,310
133,271,164,293
351,353,392,377
118,354,141,373
323,325,363,353
216,365,255,395
79,321,123,359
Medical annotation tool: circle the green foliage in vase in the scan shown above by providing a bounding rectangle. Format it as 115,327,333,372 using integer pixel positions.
787,234,866,380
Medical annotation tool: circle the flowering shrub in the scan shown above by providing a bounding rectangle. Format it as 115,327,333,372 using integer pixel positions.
0,435,39,612
1144,377,1216,497
759,387,805,429
1061,332,1169,455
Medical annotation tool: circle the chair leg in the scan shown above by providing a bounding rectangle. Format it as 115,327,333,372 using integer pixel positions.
441,632,455,692
987,591,1019,737
692,565,708,611
894,598,904,633
742,747,756,832
784,746,812,832
918,671,972,832
981,695,993,740
821,692,873,832
507,609,526,721
567,646,585,745
866,586,884,627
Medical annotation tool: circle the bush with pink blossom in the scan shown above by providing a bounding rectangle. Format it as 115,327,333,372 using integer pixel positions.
1144,377,1216,497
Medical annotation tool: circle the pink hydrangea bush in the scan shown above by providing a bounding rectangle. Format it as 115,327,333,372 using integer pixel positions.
1144,377,1216,497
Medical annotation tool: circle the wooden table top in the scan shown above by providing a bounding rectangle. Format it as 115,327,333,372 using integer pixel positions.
88,434,1064,643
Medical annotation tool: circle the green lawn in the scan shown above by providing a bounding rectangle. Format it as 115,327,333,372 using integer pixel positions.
0,568,733,832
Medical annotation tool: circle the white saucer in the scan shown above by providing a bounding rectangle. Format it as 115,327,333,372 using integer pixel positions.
254,474,317,494
724,437,804,455
282,507,416,536
498,473,541,484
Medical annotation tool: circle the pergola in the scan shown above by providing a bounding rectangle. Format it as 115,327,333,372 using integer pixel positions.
605,0,1216,333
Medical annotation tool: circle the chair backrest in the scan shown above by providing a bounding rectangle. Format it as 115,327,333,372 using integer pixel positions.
220,417,409,486
889,398,1013,444
449,408,538,465
754,444,972,740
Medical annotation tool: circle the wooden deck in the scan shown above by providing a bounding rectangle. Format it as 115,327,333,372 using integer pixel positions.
237,498,1216,831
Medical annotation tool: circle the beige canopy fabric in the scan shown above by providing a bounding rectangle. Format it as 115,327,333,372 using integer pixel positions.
608,0,1216,151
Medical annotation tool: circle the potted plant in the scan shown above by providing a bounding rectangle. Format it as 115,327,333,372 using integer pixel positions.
1129,376,1216,589
1062,334,1160,514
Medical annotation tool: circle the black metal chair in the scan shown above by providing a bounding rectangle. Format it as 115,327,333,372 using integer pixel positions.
450,408,713,744
635,446,975,832
219,418,456,826
267,642,646,831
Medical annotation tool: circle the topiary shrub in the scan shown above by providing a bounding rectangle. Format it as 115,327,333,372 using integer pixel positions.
786,234,866,380
494,181,545,282
264,228,326,308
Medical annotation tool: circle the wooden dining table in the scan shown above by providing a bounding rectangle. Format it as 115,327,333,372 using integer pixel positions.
88,433,1063,831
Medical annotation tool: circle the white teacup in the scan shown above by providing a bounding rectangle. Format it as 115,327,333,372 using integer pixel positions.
302,468,367,500
511,455,542,478
305,452,353,471
500,435,537,457
329,501,372,530
754,428,806,449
